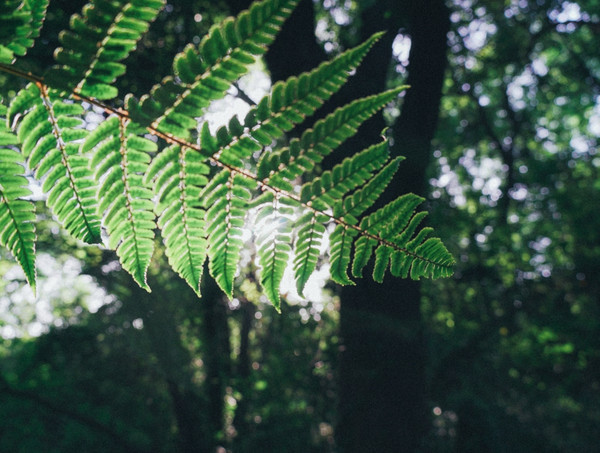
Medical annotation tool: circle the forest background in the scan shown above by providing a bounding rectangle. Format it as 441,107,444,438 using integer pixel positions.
1,0,599,452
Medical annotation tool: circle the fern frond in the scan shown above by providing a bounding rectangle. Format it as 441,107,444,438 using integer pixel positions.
45,0,164,100
0,104,36,290
202,170,254,298
0,1,455,305
258,87,407,189
144,144,209,296
128,0,299,139
9,83,101,244
254,192,295,310
216,33,385,167
0,0,49,63
289,141,392,290
84,116,156,289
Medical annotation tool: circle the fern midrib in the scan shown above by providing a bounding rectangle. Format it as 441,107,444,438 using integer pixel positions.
39,84,98,239
219,171,237,292
295,214,317,287
263,197,285,296
178,146,201,287
119,118,146,280
0,62,43,85
0,189,34,279
0,68,453,271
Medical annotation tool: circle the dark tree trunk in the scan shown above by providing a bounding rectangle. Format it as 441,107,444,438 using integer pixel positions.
228,0,450,451
228,0,326,82
231,299,256,443
199,274,233,449
336,1,450,452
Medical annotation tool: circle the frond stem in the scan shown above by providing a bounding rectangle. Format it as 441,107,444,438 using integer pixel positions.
0,62,43,84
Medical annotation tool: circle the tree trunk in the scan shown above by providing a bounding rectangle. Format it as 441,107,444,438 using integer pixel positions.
336,1,450,452
231,298,256,444
229,0,450,450
199,273,233,449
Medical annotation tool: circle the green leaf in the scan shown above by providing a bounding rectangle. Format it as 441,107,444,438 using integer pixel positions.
129,0,299,139
146,145,209,296
261,88,406,188
255,194,294,310
0,0,49,63
45,0,165,100
203,170,254,299
0,119,36,290
219,34,388,166
87,117,156,290
10,85,101,244
293,212,327,296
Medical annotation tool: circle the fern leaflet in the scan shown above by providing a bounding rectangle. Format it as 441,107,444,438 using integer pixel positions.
128,0,299,140
0,0,48,64
84,116,156,289
145,144,209,296
10,83,101,244
202,170,254,298
46,0,164,100
254,192,295,310
215,33,384,168
0,103,36,289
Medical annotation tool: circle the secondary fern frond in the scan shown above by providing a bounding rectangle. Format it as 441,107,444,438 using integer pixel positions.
216,33,385,168
127,0,299,140
46,0,164,100
327,158,401,285
0,103,36,290
10,83,101,244
0,0,49,64
84,116,156,289
354,195,454,281
258,87,407,190
144,144,209,296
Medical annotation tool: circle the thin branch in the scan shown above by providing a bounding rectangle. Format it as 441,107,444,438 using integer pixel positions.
233,82,257,106
0,62,43,84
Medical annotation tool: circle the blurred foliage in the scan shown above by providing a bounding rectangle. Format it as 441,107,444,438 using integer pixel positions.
0,219,339,452
422,0,600,450
1,0,599,451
